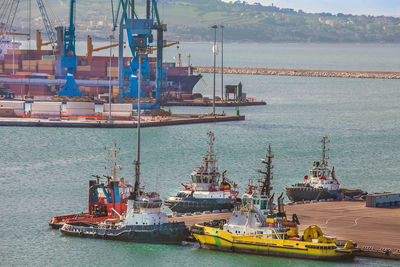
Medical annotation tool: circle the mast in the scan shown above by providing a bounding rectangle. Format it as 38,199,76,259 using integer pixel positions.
133,55,142,199
321,136,330,167
259,144,274,197
206,131,216,173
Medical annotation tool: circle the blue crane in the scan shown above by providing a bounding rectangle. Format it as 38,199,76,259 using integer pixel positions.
111,0,165,109
58,0,81,97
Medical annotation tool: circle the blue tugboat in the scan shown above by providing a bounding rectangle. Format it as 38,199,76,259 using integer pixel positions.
60,59,188,244
164,132,238,213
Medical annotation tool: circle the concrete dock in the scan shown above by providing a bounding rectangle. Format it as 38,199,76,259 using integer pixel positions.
286,201,400,259
167,201,400,260
0,114,244,128
163,100,266,107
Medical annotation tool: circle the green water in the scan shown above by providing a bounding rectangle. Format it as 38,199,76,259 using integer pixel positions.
1,43,400,266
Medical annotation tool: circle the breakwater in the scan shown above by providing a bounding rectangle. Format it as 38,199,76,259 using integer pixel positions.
193,66,400,79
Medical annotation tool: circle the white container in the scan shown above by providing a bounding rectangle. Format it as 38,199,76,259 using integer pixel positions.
103,103,133,113
66,102,95,116
0,100,25,114
31,102,62,113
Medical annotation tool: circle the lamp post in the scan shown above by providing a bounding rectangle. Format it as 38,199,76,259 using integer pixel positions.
12,29,16,75
220,25,224,102
211,25,218,116
108,34,114,121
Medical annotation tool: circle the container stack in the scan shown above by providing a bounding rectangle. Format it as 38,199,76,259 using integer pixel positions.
31,102,62,118
366,193,400,208
0,100,25,116
66,102,95,116
3,54,20,74
103,103,133,119
37,60,55,75
22,60,38,72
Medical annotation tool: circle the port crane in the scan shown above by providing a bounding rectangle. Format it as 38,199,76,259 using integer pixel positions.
35,0,57,50
111,0,166,108
58,0,81,97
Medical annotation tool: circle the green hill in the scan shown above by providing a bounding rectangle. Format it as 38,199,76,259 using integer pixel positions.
11,0,400,43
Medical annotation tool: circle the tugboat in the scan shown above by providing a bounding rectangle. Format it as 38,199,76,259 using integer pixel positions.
49,143,132,229
286,136,341,202
60,61,188,244
164,132,238,213
192,145,358,261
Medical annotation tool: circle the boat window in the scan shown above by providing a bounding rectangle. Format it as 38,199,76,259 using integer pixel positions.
317,171,321,176
196,176,202,183
257,200,260,204
192,175,196,183
312,170,317,177
243,198,247,205
260,200,267,209
203,176,208,183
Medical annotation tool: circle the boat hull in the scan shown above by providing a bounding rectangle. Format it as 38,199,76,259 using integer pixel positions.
286,186,339,202
192,226,354,261
60,222,188,244
164,198,234,213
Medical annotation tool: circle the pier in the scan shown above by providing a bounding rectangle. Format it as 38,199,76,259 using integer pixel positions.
167,201,400,260
163,100,266,107
0,114,244,128
193,66,400,79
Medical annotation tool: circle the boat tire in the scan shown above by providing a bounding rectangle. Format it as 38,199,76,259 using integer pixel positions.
79,231,83,237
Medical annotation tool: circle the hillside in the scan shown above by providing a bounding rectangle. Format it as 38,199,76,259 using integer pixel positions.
10,0,400,42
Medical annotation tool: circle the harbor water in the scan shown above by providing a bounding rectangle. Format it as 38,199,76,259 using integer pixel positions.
1,43,400,266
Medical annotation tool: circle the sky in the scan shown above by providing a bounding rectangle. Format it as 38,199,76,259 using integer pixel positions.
233,0,400,17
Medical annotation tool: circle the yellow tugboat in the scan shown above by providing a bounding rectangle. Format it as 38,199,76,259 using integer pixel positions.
192,145,358,261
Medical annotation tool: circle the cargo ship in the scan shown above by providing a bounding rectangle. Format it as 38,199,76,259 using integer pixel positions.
164,131,239,213
285,136,342,202
0,36,201,98
192,145,358,261
49,143,132,229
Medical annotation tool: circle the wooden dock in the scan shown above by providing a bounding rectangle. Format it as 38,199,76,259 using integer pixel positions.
193,66,400,79
0,114,245,128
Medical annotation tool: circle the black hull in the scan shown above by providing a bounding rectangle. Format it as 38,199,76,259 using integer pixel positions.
60,222,188,244
286,186,339,202
164,198,234,213
167,75,202,93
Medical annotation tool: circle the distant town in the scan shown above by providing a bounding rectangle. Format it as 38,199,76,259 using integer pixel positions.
11,0,400,42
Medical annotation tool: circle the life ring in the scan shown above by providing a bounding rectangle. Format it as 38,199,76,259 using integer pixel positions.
79,231,84,236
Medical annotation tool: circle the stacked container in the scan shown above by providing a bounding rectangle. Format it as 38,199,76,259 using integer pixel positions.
31,102,62,118
0,100,25,116
66,102,95,116
103,103,133,119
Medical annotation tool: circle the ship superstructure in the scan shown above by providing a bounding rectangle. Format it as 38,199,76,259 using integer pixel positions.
60,53,188,243
164,131,238,213
286,136,341,202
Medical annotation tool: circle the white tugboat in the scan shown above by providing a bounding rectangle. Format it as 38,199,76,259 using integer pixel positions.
286,136,341,202
164,132,238,213
60,55,188,244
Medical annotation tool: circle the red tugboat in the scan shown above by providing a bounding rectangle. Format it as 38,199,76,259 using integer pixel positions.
49,143,132,229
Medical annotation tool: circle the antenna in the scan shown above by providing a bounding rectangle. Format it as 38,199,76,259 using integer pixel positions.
321,136,330,167
259,144,274,197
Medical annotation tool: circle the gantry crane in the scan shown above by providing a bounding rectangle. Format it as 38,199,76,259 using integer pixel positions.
111,0,166,108
58,0,81,97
